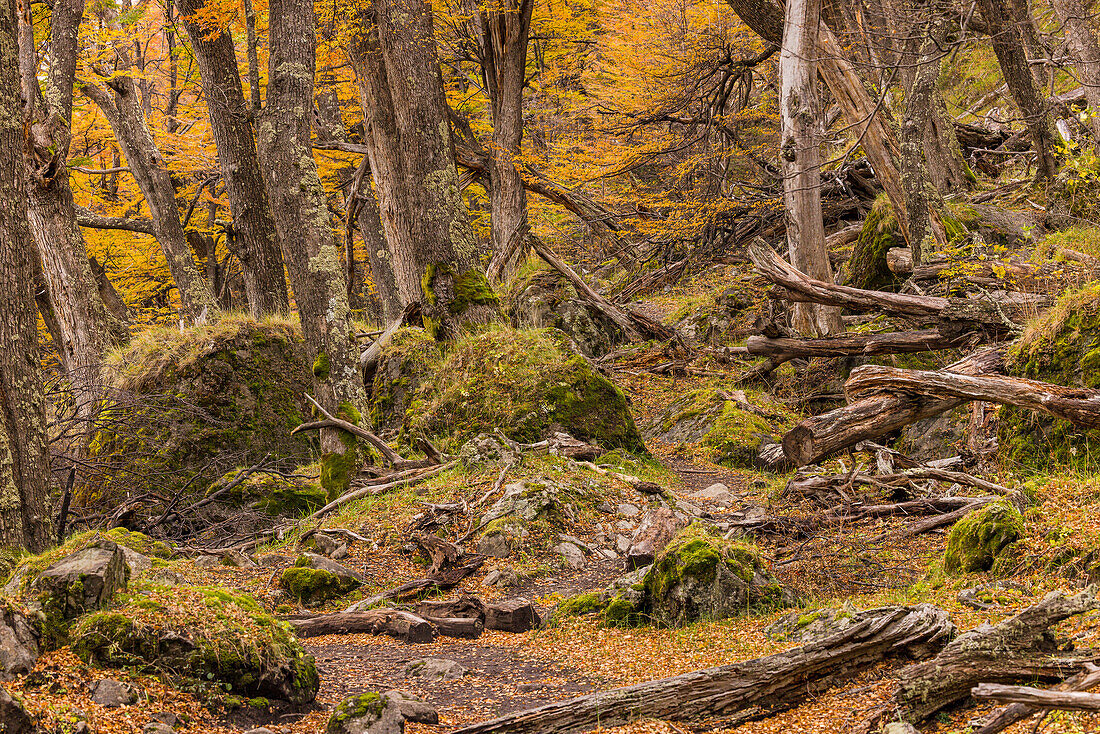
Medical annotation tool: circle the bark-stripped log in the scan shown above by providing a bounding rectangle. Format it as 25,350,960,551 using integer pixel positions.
449,604,954,734
974,664,1100,734
745,330,969,365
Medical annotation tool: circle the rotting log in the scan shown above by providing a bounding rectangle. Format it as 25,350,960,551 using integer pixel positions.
888,588,1099,724
745,330,971,367
972,681,1100,712
974,663,1100,733
782,347,1004,466
448,604,954,734
289,608,436,643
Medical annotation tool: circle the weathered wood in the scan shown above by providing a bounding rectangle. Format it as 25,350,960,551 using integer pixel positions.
972,682,1100,712
360,302,418,371
449,604,954,734
745,330,968,366
290,608,436,643
484,598,540,633
891,588,1099,723
845,365,1100,429
782,347,1004,466
974,663,1100,734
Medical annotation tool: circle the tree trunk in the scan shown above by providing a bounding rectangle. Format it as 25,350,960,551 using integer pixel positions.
350,0,502,339
0,0,54,551
779,0,842,335
977,0,1059,178
477,0,535,281
82,62,217,319
19,0,126,412
175,0,290,316
256,0,366,499
1052,0,1100,147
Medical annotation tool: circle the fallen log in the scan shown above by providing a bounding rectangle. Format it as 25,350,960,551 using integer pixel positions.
289,608,436,643
845,365,1100,429
782,347,1004,466
974,663,1100,734
744,330,970,366
889,588,1099,724
732,496,997,535
448,604,954,734
973,680,1100,713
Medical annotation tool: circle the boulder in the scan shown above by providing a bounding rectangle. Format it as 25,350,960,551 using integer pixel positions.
325,691,438,734
554,542,586,570
458,434,519,469
304,533,347,559
368,328,444,432
506,269,623,357
279,554,363,604
0,686,35,734
71,586,319,705
143,723,174,734
944,500,1024,574
36,541,129,619
644,528,791,627
674,280,763,348
0,603,38,680
626,508,687,570
401,658,466,681
690,483,733,504
89,678,138,707
898,407,968,463
484,599,540,633
552,567,649,628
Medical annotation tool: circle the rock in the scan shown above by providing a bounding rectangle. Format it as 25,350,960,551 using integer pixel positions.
119,547,152,576
36,541,129,619
458,434,518,469
0,687,35,734
0,604,39,680
883,722,920,734
554,542,586,570
644,528,792,627
194,554,221,568
898,407,967,463
690,483,733,504
280,554,363,604
89,678,137,707
484,599,540,632
615,534,631,554
368,328,444,433
616,503,640,518
507,269,623,358
675,500,703,517
481,568,520,588
243,728,274,734
143,723,174,734
402,658,466,681
325,690,438,734
219,550,257,568
944,500,1024,574
552,567,649,628
306,533,346,558
626,508,687,570
477,532,517,559
149,712,179,727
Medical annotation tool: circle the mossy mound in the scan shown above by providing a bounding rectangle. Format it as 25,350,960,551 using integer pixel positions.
93,316,316,503
369,328,443,431
506,268,623,357
646,388,793,469
944,501,1025,574
208,467,326,517
278,565,359,605
842,196,899,290
70,584,319,705
999,283,1100,473
381,327,644,453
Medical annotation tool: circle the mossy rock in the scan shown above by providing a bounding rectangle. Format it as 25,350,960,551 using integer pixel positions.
70,584,319,705
369,328,443,431
646,388,793,469
207,469,325,517
278,566,359,605
842,195,899,290
642,526,791,627
401,327,645,453
506,268,623,357
999,283,1100,473
92,316,317,507
944,501,1025,574
676,281,766,348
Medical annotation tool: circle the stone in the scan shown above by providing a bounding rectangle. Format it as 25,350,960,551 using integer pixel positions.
219,550,257,568
0,687,34,734
194,554,221,568
325,690,438,734
944,500,1024,574
297,553,365,583
280,554,364,604
477,533,514,559
144,723,174,734
626,508,687,570
883,722,920,734
244,728,274,734
36,541,129,619
402,658,467,681
481,568,520,588
554,542,586,570
690,483,733,504
89,678,137,707
306,533,346,558
675,500,703,517
0,605,39,680
484,599,540,633
458,434,518,469
616,503,640,518
615,534,631,554
149,712,179,727
119,547,152,576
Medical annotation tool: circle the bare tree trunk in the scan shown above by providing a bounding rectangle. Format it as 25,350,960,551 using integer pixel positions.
256,0,366,498
779,0,843,335
175,0,290,316
0,0,54,551
19,0,126,413
977,0,1059,178
1052,0,1100,147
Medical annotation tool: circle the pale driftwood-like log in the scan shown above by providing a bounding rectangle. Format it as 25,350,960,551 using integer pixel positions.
972,682,1100,712
891,588,1099,723
974,663,1100,734
303,462,455,521
289,608,436,643
745,330,969,366
448,604,954,734
360,303,416,371
294,394,404,466
782,347,1004,466
845,365,1100,429
734,496,996,535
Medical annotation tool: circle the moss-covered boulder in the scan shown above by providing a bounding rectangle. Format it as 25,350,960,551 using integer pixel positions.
646,388,793,469
944,501,1025,574
369,328,443,431
843,196,899,290
326,690,437,734
71,585,319,705
92,316,316,503
999,283,1100,473
377,327,644,453
643,527,790,626
507,268,623,357
551,566,649,628
279,554,362,605
675,280,765,348
208,467,326,517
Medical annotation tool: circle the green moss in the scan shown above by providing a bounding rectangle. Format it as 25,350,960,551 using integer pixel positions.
645,529,764,600
843,196,897,290
102,529,173,559
327,692,386,732
602,595,642,627
312,352,331,380
320,451,358,503
944,501,1025,574
797,610,823,627
552,593,605,622
279,566,359,604
451,269,500,315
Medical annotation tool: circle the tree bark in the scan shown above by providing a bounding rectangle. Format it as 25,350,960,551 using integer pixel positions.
256,0,366,497
0,0,54,551
450,604,954,734
745,330,968,365
175,0,290,316
779,0,842,335
974,664,1100,732
1052,0,1100,148
289,609,482,641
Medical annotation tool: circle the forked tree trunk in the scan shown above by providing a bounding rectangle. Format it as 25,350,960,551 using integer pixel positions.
1052,0,1100,147
0,0,53,551
779,0,842,335
175,0,290,316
